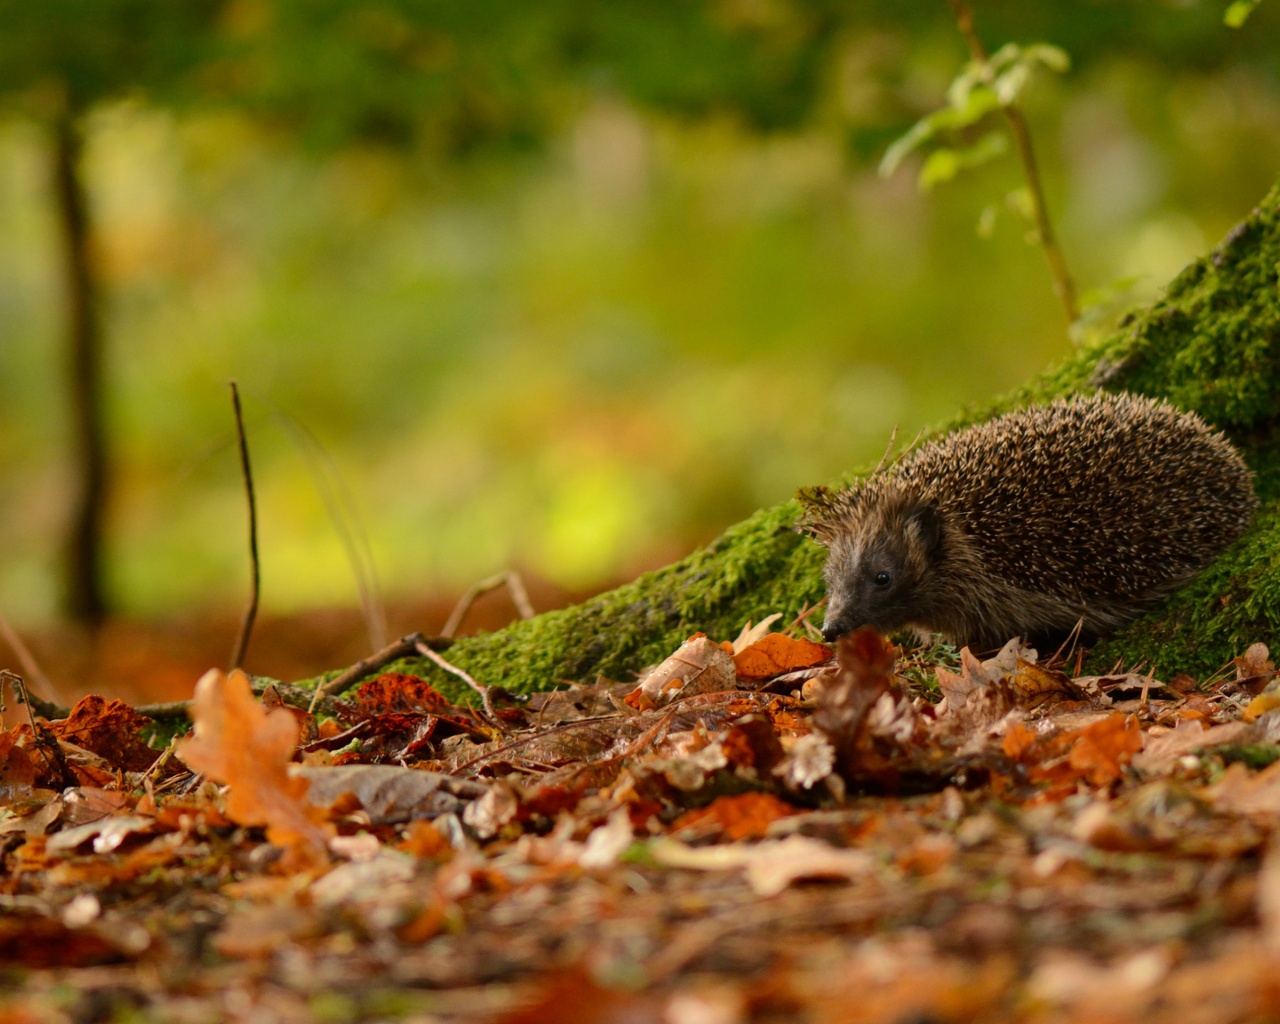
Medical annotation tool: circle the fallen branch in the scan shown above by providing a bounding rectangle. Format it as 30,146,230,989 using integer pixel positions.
138,678,346,723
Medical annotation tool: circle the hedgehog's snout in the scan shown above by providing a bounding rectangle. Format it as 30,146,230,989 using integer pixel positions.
821,617,853,644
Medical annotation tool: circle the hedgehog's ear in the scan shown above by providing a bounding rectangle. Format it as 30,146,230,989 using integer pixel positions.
905,504,941,555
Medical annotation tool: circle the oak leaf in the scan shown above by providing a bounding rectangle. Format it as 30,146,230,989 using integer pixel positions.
177,668,332,856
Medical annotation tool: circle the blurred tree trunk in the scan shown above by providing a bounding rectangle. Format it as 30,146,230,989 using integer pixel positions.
53,111,108,624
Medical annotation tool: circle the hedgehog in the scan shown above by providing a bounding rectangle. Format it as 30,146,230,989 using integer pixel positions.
799,391,1257,652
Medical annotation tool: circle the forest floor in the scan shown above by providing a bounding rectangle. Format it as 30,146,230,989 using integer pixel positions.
4,610,1280,1024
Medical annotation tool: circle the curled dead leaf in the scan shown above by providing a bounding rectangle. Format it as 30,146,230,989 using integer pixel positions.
632,635,736,707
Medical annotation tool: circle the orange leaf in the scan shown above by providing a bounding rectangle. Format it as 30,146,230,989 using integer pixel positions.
1067,714,1142,787
177,669,332,857
672,791,799,840
732,633,832,680
1001,721,1039,762
0,729,35,799
47,695,159,772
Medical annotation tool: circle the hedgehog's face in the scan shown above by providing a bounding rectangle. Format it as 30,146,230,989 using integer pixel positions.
820,503,941,642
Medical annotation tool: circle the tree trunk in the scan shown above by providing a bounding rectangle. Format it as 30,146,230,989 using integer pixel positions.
312,180,1280,700
53,112,108,624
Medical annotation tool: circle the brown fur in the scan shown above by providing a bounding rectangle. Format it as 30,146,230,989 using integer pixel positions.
800,392,1257,651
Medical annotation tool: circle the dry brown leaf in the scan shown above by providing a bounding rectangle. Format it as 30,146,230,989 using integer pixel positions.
1209,760,1280,818
0,728,35,800
730,613,784,654
1259,837,1280,955
1010,658,1090,706
648,834,874,896
631,634,736,707
177,668,332,856
1236,642,1276,684
1132,720,1257,774
292,764,486,824
813,627,896,765
935,645,995,714
45,695,159,773
45,815,155,855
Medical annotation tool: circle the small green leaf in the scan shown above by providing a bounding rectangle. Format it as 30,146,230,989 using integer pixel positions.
946,63,986,110
991,44,1070,106
976,203,999,238
918,131,1007,190
1224,0,1261,26
1023,43,1071,73
994,63,1030,106
1005,186,1035,221
919,148,961,189
986,43,1021,75
952,83,1001,124
880,118,939,177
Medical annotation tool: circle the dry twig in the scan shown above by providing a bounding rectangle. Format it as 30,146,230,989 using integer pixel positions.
2,669,75,788
415,640,507,733
228,382,260,671
0,609,66,705
442,571,535,639
308,632,431,710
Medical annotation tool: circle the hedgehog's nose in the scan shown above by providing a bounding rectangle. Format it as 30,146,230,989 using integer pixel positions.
822,619,851,644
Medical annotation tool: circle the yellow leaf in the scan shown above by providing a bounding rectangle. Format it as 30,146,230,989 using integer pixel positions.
1244,689,1280,723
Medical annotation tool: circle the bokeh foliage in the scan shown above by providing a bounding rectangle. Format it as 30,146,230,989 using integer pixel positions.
1,0,1279,631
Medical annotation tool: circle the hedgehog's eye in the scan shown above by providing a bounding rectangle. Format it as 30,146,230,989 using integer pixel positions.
873,571,892,589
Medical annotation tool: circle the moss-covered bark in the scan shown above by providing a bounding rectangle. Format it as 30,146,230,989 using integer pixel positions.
367,501,829,701
329,182,1280,701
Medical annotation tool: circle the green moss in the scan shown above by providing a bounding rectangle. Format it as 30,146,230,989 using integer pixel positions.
304,182,1280,701
1216,744,1280,770
400,501,827,701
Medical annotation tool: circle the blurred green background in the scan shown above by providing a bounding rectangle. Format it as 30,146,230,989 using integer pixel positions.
2,0,1278,630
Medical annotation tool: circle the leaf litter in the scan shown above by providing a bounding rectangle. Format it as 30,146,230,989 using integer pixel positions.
4,626,1280,1021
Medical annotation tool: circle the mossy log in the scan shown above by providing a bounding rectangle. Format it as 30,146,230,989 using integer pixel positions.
338,182,1280,700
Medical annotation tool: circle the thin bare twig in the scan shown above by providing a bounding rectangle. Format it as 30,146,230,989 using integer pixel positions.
788,598,828,641
414,640,507,732
140,677,345,722
0,609,65,704
2,669,75,788
306,630,503,726
137,740,178,790
946,0,1079,325
442,571,535,639
448,715,619,775
1046,616,1086,667
273,410,388,651
228,382,259,671
308,632,429,711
